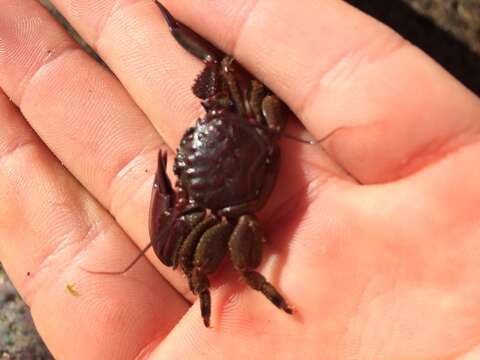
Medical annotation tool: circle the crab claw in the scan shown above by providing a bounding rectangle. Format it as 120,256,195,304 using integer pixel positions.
149,150,178,266
154,0,221,65
149,151,207,267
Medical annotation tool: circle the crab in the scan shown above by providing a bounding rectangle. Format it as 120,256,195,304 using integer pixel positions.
147,2,295,327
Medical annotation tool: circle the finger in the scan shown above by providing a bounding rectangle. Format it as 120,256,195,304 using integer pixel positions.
0,0,198,298
47,0,353,179
0,91,187,359
0,0,353,303
0,0,160,208
48,0,209,146
150,0,480,184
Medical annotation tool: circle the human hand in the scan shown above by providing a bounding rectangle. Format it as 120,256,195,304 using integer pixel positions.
1,0,479,359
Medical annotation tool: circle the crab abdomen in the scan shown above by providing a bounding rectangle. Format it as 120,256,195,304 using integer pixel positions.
174,112,276,212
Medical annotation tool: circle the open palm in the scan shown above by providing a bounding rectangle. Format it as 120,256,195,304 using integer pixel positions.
1,1,479,359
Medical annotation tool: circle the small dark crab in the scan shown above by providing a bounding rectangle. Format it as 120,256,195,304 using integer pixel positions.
150,2,293,327
85,1,294,327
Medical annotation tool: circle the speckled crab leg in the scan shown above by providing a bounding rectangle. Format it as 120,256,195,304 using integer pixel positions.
229,216,292,314
191,221,235,327
220,56,248,118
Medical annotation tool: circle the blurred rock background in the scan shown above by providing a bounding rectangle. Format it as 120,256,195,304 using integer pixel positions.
348,0,479,94
404,0,479,54
1,0,479,359
0,268,53,359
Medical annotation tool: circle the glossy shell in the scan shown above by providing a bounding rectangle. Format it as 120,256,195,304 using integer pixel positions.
173,111,277,213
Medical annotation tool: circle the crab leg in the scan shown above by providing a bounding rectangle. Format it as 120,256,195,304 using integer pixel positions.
220,57,247,117
190,221,234,327
177,215,218,276
229,215,292,314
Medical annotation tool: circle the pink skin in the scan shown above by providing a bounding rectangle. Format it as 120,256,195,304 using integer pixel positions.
0,0,479,359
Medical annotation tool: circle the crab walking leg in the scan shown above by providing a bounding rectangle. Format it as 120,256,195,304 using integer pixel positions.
247,80,289,134
190,268,212,327
177,215,218,278
168,209,206,268
229,216,292,314
261,95,289,134
220,56,247,118
191,222,234,327
247,80,267,122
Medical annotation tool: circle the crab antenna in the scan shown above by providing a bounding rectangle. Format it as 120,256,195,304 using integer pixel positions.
281,133,318,145
283,126,363,184
81,243,152,275
282,126,346,145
